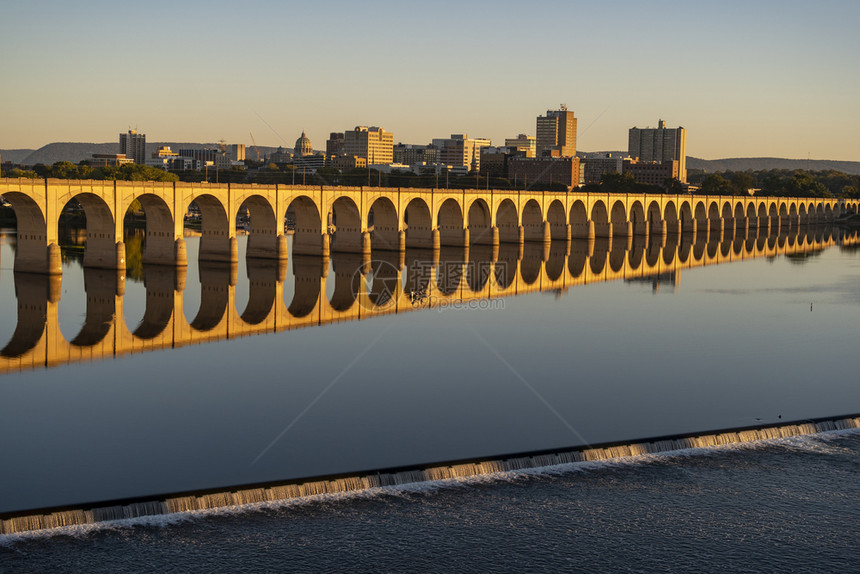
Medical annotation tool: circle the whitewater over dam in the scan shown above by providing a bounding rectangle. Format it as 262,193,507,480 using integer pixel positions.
2,415,858,535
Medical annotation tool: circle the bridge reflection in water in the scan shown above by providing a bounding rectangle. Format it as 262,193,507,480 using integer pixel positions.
1,224,857,374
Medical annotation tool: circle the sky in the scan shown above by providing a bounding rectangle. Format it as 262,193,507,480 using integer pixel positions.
2,0,859,160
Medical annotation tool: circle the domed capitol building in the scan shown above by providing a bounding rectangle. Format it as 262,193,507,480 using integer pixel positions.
294,131,313,156
293,130,325,172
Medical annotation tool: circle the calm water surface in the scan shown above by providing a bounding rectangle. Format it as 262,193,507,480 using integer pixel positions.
0,226,859,517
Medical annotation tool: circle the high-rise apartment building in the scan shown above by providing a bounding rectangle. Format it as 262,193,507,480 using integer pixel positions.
119,129,146,164
628,120,687,182
344,126,394,164
536,106,576,157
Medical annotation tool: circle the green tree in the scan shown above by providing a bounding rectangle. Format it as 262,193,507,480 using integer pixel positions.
663,178,685,194
730,172,756,196
5,168,40,179
701,174,730,195
841,185,859,199
600,172,636,194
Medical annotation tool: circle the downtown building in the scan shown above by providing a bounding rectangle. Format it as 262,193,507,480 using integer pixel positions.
393,143,439,165
581,152,624,185
622,158,680,188
504,134,536,158
508,156,580,190
536,107,576,157
432,134,491,172
119,129,146,164
628,120,687,182
343,126,394,165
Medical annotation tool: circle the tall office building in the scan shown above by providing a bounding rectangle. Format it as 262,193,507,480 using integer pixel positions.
119,129,146,164
628,120,687,182
504,134,536,158
536,106,576,157
344,126,394,164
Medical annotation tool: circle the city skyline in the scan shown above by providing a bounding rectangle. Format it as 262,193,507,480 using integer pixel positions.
2,1,858,161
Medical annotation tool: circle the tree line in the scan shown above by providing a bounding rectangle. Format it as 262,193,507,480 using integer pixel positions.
3,161,859,199
688,169,860,198
2,162,178,182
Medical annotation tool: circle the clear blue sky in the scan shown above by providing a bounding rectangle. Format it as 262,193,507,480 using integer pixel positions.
2,0,858,160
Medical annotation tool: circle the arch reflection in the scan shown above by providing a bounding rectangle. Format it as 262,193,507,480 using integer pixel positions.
0,224,857,374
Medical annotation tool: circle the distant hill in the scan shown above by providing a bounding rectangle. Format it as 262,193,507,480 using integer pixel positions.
0,149,36,164
584,152,860,175
686,157,860,175
0,142,286,166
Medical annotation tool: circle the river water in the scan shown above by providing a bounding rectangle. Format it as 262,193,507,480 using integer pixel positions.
0,224,859,569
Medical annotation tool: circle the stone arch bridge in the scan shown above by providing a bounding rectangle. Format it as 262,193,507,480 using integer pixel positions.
0,178,856,274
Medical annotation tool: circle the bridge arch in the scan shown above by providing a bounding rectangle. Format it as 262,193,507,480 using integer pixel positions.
647,200,663,233
522,199,544,242
190,194,231,263
547,199,567,240
437,198,465,247
286,196,323,257
694,201,707,227
135,193,178,266
404,198,433,250
240,195,279,260
569,200,588,238
496,199,519,243
467,198,493,245
768,203,778,222
708,202,720,233
664,200,679,233
630,200,646,235
591,200,610,237
2,192,50,273
610,200,628,236
330,196,362,253
368,196,400,251
56,193,118,270
679,200,693,232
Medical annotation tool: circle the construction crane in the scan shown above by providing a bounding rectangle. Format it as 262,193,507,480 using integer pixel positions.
249,132,262,162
